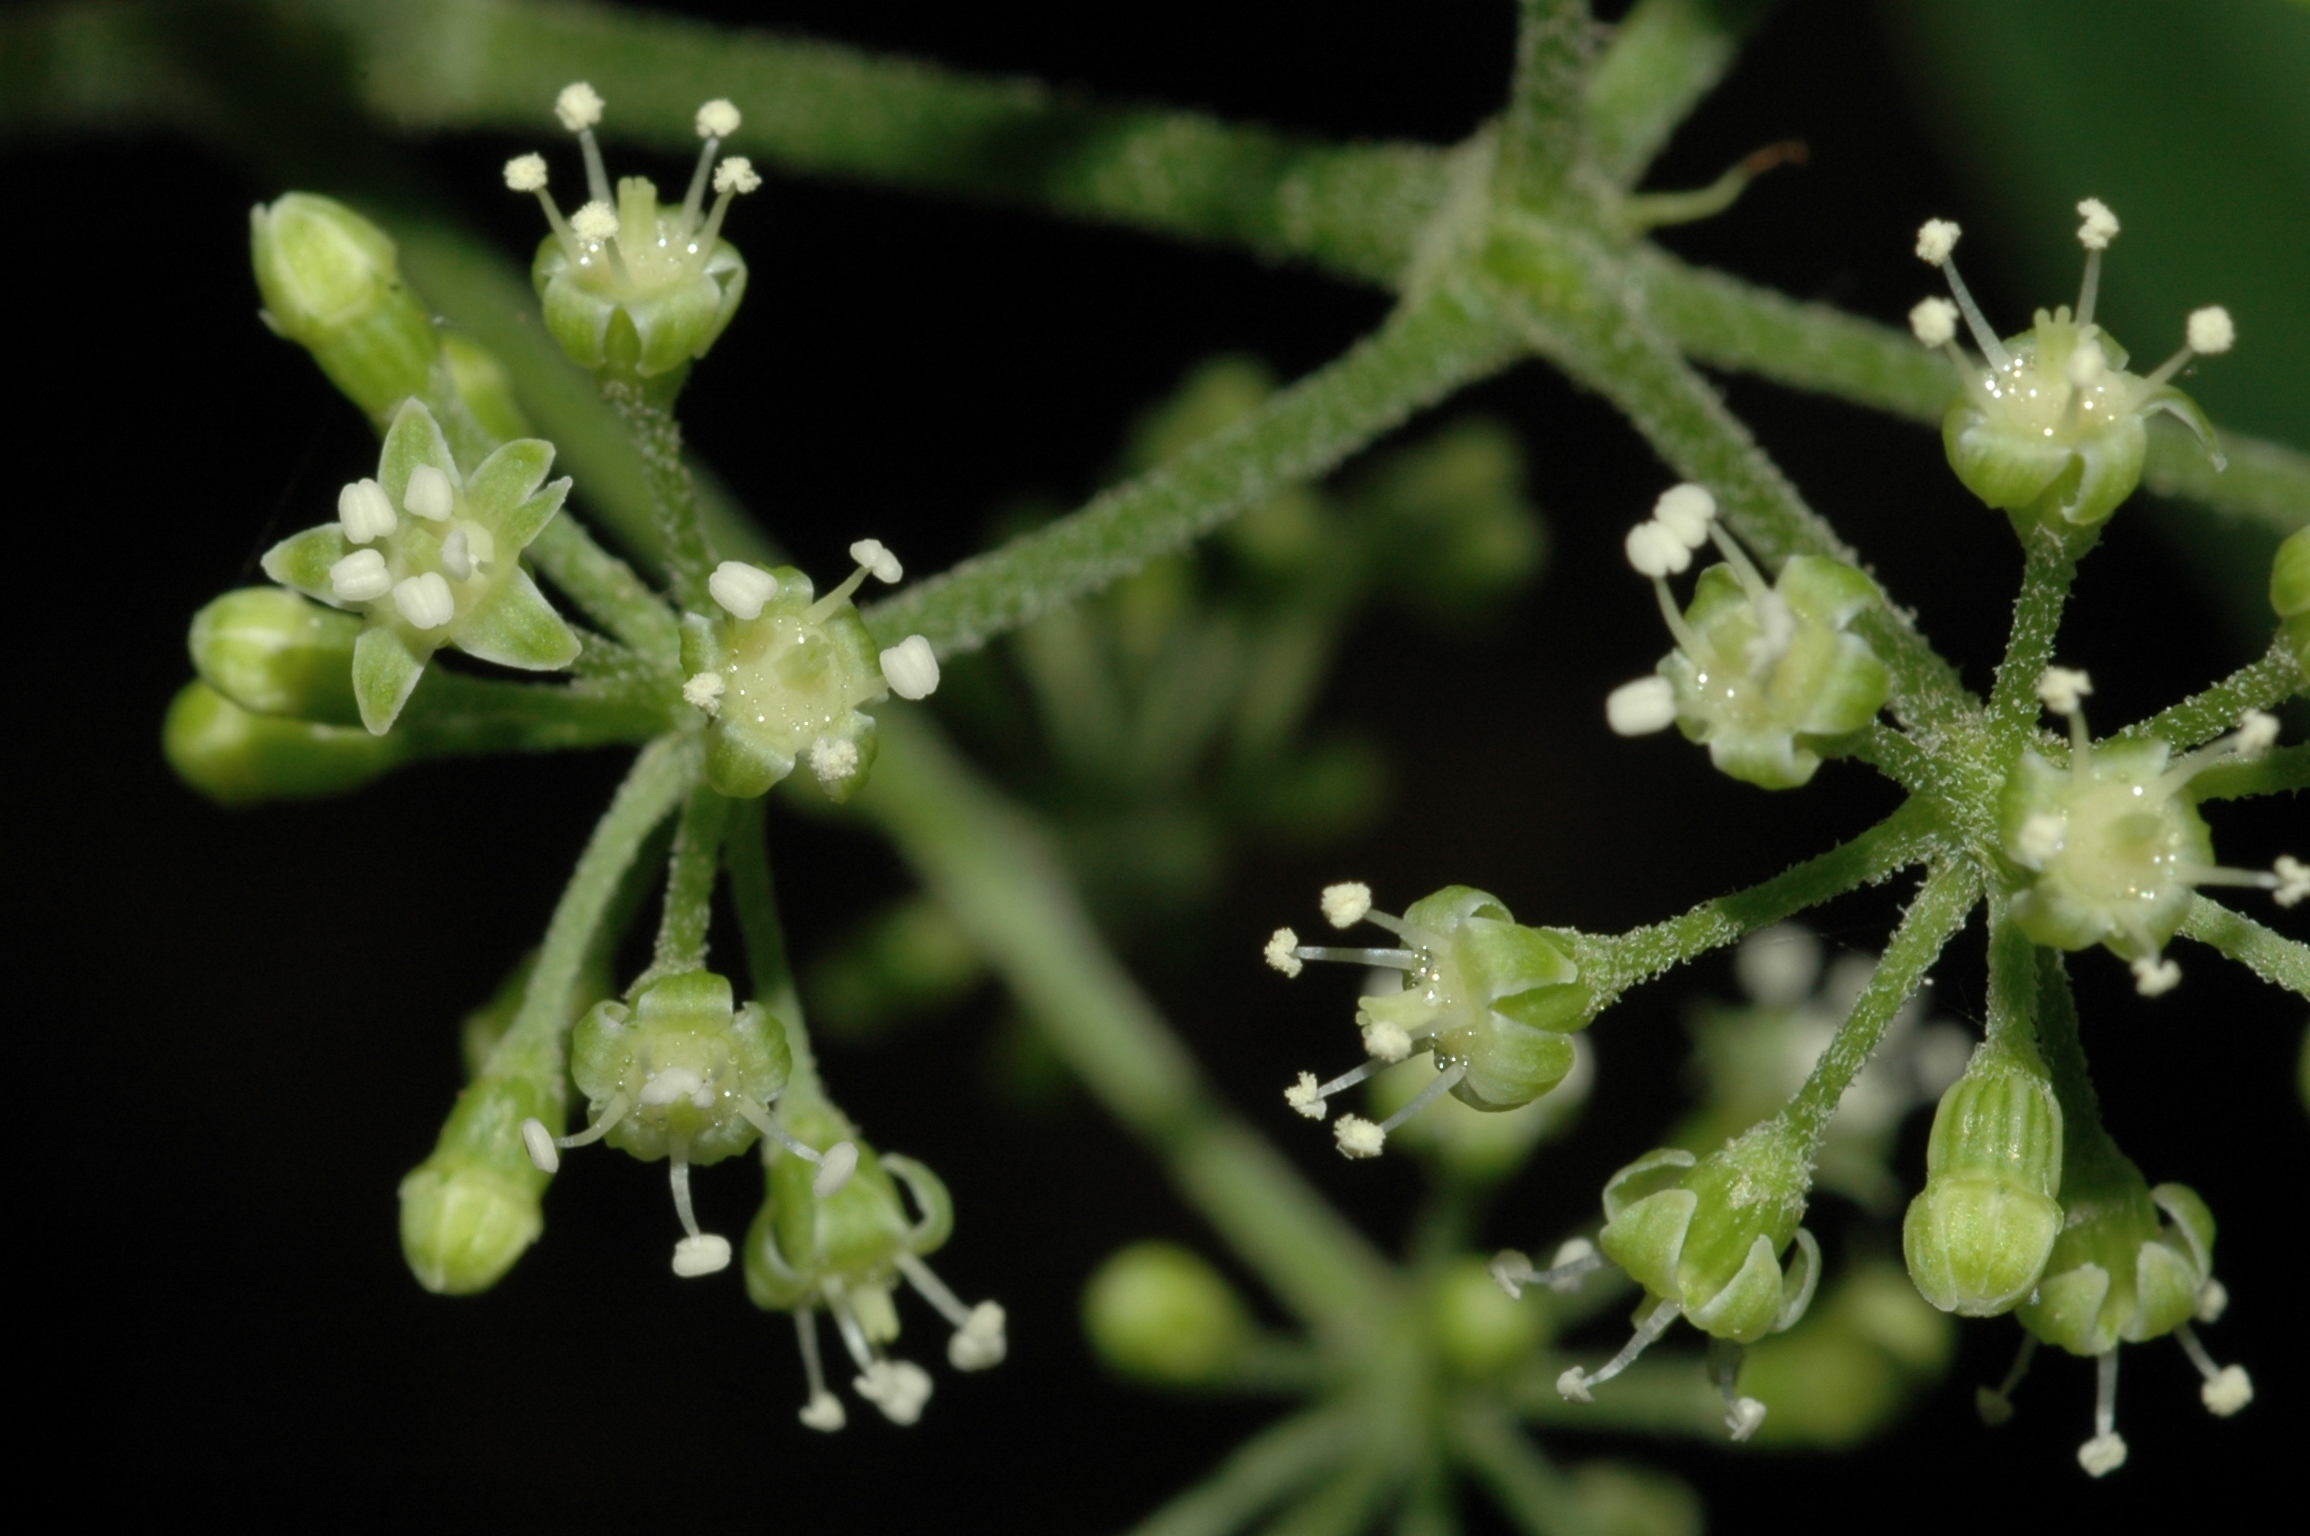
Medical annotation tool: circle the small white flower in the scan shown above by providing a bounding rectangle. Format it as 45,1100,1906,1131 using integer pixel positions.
708,560,778,620
880,635,941,700
2186,306,2235,356
1264,927,1304,978
1909,296,1959,348
1332,1114,1385,1159
1320,882,1372,929
554,81,606,132
329,548,391,603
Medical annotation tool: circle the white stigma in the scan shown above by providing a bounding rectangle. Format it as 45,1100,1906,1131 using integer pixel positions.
337,478,396,544
948,1302,1008,1371
2077,1432,2128,1478
520,1117,561,1173
554,81,605,132
813,1141,860,1198
880,635,941,700
850,538,903,583
2201,1365,2253,1417
1284,1071,1328,1121
1264,927,1304,978
439,528,473,582
810,735,862,786
1320,882,1372,929
854,1359,934,1425
1606,676,1677,736
570,200,619,242
1725,1397,1768,1442
671,1233,732,1278
2131,955,2182,997
329,548,391,603
503,153,549,192
713,156,762,195
683,671,726,715
798,1392,846,1433
695,98,741,138
2076,198,2120,251
1624,520,1690,578
403,465,454,521
708,560,778,620
1361,1022,1413,1062
2036,666,2093,715
1915,218,1961,265
392,573,455,631
2017,812,2067,870
1652,484,1717,547
1909,297,1959,349
2233,710,2278,760
1556,1367,1594,1404
2186,306,2235,356
2272,856,2308,907
1333,1114,1385,1159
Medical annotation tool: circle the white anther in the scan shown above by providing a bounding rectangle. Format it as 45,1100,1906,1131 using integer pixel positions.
520,1117,561,1173
329,548,391,603
337,478,396,544
1556,1367,1594,1404
503,153,549,192
1606,676,1677,737
1488,1251,1534,1300
1909,297,1959,349
1332,1114,1385,1159
1652,484,1717,547
695,98,741,138
2131,955,2182,997
1624,520,1690,578
2076,198,2120,252
2017,812,2068,869
2067,340,2108,389
2077,1432,2128,1478
812,1141,859,1198
1361,1022,1413,1062
393,573,455,630
571,200,619,242
1264,927,1304,978
554,81,605,131
1725,1397,1768,1442
708,560,779,619
854,1359,933,1425
403,464,454,521
439,528,473,582
798,1391,846,1432
1285,1071,1328,1121
2201,1365,2253,1417
713,156,762,195
2036,666,2093,715
849,538,903,583
948,1302,1008,1371
810,736,862,786
2272,856,2308,908
2196,1278,2231,1323
2187,306,2235,356
880,635,941,700
1320,882,1372,929
1915,219,1961,265
639,1067,706,1106
682,671,726,715
2234,710,2279,760
671,1233,732,1278
1548,1239,1597,1293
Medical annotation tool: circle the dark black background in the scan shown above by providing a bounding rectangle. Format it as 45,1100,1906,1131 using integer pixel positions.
12,1,2302,1524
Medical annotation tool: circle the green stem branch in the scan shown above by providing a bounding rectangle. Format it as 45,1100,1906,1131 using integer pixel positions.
641,783,728,982
2121,639,2306,754
1586,0,1782,187
2180,896,2310,1001
1987,532,2082,738
725,794,825,1095
1495,0,1595,210
1125,1408,1359,1536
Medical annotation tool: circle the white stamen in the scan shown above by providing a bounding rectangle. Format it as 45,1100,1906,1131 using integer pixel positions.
880,635,941,700
520,1117,561,1173
798,1392,846,1432
1488,1250,1534,1300
853,1359,933,1425
1725,1397,1768,1442
1320,882,1373,929
503,153,549,192
1914,219,1961,265
1652,484,1717,547
1557,1367,1594,1404
2197,1278,2231,1323
708,560,778,620
2036,666,2093,715
570,200,619,243
392,573,455,630
695,99,741,138
1606,676,1677,736
337,478,396,544
403,464,454,521
439,528,473,582
2186,306,2235,356
1361,1022,1413,1062
1332,1114,1385,1159
1909,297,1959,348
2076,198,2120,251
1547,1238,1599,1293
671,1233,732,1277
1624,520,1690,578
1564,1296,1682,1402
2234,710,2279,760
849,538,903,583
2272,856,2308,908
1264,927,1304,978
813,1141,860,1198
2201,1365,2253,1417
809,736,862,786
2017,812,2067,869
554,81,605,131
2131,956,2182,997
683,671,726,715
1285,1071,1328,1121
2077,1433,2128,1478
713,156,762,195
948,1302,1008,1371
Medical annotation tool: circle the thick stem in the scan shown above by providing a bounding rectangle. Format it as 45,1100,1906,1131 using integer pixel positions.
2180,897,2310,1001
1987,532,2082,739
1982,894,2048,1065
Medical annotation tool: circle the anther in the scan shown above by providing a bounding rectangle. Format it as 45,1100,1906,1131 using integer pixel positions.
1332,1114,1385,1159
850,538,904,583
2174,1324,2253,1416
1284,1071,1327,1120
2274,856,2308,907
2130,956,2182,997
2077,1350,2128,1478
2187,307,2235,356
1320,882,1373,929
695,99,741,139
393,573,455,631
2036,666,2093,715
1651,484,1717,548
1264,927,1305,978
708,560,778,620
520,1118,561,1174
683,671,726,714
554,81,605,132
1606,676,1677,736
403,465,453,522
810,736,861,786
1624,520,1691,578
337,478,396,544
570,200,619,245
879,635,941,700
1910,296,1959,349
439,528,473,582
1560,1295,1682,1403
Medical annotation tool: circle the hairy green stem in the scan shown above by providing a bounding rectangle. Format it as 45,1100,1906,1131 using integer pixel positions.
1982,895,2046,1062
1586,0,1782,187
600,379,714,611
528,516,683,664
1496,0,1595,211
723,794,827,1099
2180,897,2310,1001
1986,533,2082,738
1126,1408,1359,1536
2121,638,2306,753
2189,742,2310,804
389,659,679,758
641,783,728,981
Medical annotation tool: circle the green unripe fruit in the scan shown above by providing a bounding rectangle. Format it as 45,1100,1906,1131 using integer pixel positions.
1903,1052,2065,1316
2274,526,2310,677
1598,1125,1819,1345
189,588,362,725
570,969,791,1167
163,682,404,805
1082,1243,1254,1386
398,1074,557,1295
251,193,438,424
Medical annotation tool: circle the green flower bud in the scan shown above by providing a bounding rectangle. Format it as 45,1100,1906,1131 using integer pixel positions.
2273,525,2310,677
1429,1254,1544,1378
1082,1242,1254,1386
188,587,362,726
1903,1048,2065,1316
568,969,791,1167
163,681,404,806
1908,206,2230,534
1606,486,1888,790
2018,1168,2212,1358
250,193,438,423
680,544,936,801
262,400,581,734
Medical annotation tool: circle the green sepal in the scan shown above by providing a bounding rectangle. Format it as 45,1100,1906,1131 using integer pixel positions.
463,437,555,514
496,480,571,555
378,397,458,510
1598,1127,1816,1345
2139,385,2223,469
260,524,354,605
189,588,361,725
2017,1160,2211,1356
397,1072,557,1295
1945,401,2071,512
352,623,430,736
707,723,795,799
163,682,404,805
455,567,582,671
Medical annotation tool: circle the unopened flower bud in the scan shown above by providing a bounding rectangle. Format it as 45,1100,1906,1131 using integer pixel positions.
187,588,363,726
163,681,404,806
250,194,439,424
1904,1049,2064,1316
2274,526,2310,677
1082,1242,1254,1386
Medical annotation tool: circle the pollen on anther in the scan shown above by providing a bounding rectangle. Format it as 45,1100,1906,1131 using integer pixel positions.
338,478,396,544
520,1117,560,1173
810,735,861,785
330,549,390,603
2077,1432,2128,1478
2235,711,2279,760
1652,484,1717,547
1362,1022,1413,1062
1915,218,1961,265
695,99,741,138
2076,198,2120,251
1333,1115,1385,1159
683,671,727,715
1264,927,1304,978
554,81,605,132
2017,812,2066,869
1321,882,1372,929
2187,307,2236,356
1909,297,1959,348
570,201,619,242
1285,1071,1327,1120
503,154,549,192
2036,666,2093,714
850,538,903,583
2273,856,2308,908
714,157,762,195
2202,1365,2253,1416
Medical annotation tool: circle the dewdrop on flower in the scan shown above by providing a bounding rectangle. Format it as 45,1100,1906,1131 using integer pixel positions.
508,84,756,378
744,1097,1004,1429
1999,669,2302,995
1605,484,1889,790
680,542,934,801
1265,883,1597,1155
1910,201,2232,533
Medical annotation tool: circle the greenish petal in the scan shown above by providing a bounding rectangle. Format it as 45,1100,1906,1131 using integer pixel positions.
495,478,571,554
454,568,581,672
464,437,556,514
378,398,458,509
352,622,430,735
1708,729,1817,790
706,721,794,799
1777,555,1879,628
261,524,354,603
2141,385,2223,468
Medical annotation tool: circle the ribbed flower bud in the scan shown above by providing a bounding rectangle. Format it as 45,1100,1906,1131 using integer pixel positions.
188,588,362,726
1082,1242,1254,1386
1598,1126,1820,1346
250,193,437,423
163,681,404,806
1903,1049,2064,1315
2274,526,2310,677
